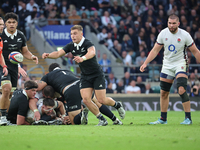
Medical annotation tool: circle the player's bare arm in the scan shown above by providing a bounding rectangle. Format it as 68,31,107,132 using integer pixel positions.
37,80,47,91
140,43,163,72
73,46,95,63
18,65,27,77
17,115,30,125
188,43,200,63
21,46,38,64
42,49,66,59
0,55,8,76
29,98,40,121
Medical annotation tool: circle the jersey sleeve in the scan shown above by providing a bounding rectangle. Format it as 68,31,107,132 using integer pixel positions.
21,32,27,47
62,43,71,53
41,74,48,84
156,30,164,45
185,32,194,47
85,40,94,50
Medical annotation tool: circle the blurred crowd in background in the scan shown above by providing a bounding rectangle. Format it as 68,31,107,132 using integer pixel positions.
1,0,200,96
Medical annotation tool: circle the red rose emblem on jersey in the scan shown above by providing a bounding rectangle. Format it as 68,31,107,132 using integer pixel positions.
178,38,181,43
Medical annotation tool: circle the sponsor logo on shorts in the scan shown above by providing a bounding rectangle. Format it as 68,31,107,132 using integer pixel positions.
99,84,103,87
69,105,78,109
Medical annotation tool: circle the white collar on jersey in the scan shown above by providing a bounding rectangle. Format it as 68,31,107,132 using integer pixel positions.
22,89,29,100
4,28,17,40
53,67,61,71
74,36,85,50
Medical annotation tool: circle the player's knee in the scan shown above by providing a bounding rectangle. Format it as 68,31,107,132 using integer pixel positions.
176,77,187,94
179,91,189,103
178,86,185,95
160,81,172,92
2,86,11,95
160,90,169,99
176,77,189,103
82,98,90,105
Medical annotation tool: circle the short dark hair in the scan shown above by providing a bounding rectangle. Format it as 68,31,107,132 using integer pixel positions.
43,85,55,98
24,80,38,90
168,14,179,22
48,63,60,72
4,12,18,22
43,98,55,107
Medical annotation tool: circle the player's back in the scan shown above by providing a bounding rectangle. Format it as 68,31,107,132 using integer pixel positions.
41,69,79,94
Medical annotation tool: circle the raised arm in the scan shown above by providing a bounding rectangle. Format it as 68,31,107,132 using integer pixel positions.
42,49,66,59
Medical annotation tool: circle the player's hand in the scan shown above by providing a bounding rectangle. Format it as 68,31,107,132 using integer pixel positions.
3,67,8,76
18,66,27,77
73,56,83,63
33,111,41,121
31,55,38,64
61,115,71,125
42,53,49,59
140,63,147,72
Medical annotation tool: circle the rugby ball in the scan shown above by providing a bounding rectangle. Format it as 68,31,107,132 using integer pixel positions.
8,51,23,64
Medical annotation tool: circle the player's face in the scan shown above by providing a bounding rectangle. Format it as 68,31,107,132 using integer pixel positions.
5,18,18,34
71,29,83,44
168,18,180,34
27,88,37,99
0,19,4,34
43,106,54,115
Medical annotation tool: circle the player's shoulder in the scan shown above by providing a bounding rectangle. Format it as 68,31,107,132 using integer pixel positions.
83,38,94,46
17,30,25,37
178,28,190,36
160,27,169,34
84,38,92,44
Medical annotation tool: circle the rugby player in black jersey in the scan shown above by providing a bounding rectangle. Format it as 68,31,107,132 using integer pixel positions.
7,80,38,125
42,25,125,126
0,12,38,126
37,63,123,125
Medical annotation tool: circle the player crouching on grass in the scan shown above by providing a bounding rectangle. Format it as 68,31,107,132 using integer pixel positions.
6,80,38,125
27,85,71,125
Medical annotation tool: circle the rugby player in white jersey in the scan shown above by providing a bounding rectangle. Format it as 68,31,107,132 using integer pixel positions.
140,14,200,125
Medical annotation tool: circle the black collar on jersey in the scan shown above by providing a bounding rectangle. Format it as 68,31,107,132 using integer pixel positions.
25,86,38,90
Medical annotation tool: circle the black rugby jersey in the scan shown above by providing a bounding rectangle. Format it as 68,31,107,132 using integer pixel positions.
63,38,102,75
0,29,26,72
41,69,79,94
8,89,29,122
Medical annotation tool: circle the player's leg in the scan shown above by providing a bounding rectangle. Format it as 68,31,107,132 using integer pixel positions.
92,96,122,125
149,72,173,125
0,76,12,126
176,73,192,125
81,88,108,126
94,75,125,119
68,109,81,125
80,79,108,126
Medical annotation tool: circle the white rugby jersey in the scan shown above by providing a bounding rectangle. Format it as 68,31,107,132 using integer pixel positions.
157,28,193,64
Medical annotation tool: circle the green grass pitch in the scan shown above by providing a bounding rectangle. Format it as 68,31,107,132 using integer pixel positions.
1,111,200,150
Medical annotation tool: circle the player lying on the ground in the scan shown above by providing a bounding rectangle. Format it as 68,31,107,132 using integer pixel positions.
36,63,124,126
27,85,71,125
